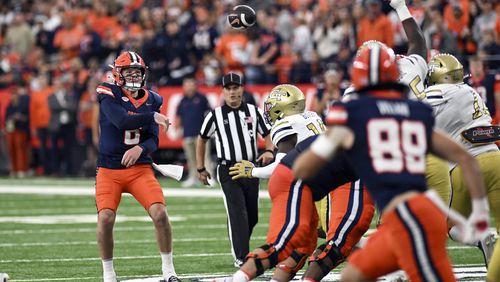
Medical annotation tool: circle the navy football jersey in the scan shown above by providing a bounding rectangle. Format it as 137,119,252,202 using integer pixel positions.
281,135,359,201
96,82,163,168
327,94,434,210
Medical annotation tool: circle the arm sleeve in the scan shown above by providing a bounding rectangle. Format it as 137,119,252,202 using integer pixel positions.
251,152,286,179
199,111,216,139
138,123,159,155
99,94,155,130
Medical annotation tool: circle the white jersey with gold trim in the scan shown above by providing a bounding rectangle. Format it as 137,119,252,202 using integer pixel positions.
424,83,498,159
270,111,325,147
397,54,427,100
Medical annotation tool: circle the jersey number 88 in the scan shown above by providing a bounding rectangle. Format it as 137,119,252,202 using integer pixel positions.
367,119,427,174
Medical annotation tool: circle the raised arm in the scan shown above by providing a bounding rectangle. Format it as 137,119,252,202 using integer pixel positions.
389,0,427,59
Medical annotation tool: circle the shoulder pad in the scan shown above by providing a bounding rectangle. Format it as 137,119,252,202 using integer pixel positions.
148,90,163,103
147,90,163,111
271,119,295,146
96,82,119,98
325,104,348,126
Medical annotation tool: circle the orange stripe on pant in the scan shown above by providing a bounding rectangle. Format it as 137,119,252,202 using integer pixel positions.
95,164,165,212
348,194,455,282
267,164,318,263
326,181,375,258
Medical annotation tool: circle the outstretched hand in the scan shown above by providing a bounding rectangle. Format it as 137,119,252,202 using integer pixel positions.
154,112,171,134
388,0,407,10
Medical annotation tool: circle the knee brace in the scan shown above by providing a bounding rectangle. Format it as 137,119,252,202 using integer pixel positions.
276,250,308,279
309,240,345,277
245,244,278,276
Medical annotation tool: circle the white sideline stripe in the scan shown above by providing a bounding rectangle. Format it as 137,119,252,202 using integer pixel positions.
0,236,268,247
0,253,230,263
0,185,271,199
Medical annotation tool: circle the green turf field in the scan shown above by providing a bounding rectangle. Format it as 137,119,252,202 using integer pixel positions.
0,178,489,281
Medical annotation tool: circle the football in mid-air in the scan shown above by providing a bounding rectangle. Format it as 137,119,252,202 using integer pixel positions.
227,5,256,29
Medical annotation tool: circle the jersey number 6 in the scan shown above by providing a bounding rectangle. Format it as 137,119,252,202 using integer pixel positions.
124,129,141,145
367,119,426,174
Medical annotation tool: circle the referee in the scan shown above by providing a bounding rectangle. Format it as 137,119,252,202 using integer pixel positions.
196,72,274,268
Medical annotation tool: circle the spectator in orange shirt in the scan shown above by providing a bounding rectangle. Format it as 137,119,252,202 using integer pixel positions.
496,15,500,46
357,0,394,48
443,1,470,53
214,26,249,74
275,41,294,84
78,76,98,176
53,12,85,60
29,72,52,176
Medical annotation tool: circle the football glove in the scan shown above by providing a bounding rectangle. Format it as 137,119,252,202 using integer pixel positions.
389,0,407,10
463,197,490,244
229,160,255,180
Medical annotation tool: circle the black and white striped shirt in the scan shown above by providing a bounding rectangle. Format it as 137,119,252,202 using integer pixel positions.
199,102,271,163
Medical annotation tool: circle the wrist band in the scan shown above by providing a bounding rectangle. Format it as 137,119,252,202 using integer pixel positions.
472,197,489,213
265,149,274,155
310,134,337,160
197,167,206,173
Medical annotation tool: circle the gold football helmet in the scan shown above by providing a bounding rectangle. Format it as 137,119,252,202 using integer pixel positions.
426,54,464,86
264,84,305,125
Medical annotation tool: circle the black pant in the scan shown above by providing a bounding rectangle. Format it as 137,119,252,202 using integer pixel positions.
217,164,259,261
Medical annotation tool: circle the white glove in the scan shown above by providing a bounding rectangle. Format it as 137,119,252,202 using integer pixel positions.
389,0,407,10
462,197,490,244
389,0,412,21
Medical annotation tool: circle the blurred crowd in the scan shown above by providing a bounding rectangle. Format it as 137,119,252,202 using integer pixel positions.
0,0,499,178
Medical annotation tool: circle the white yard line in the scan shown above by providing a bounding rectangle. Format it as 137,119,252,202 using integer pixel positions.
0,253,230,264
0,236,268,247
0,185,271,199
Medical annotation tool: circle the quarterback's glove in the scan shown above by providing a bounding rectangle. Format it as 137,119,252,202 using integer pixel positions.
229,160,255,180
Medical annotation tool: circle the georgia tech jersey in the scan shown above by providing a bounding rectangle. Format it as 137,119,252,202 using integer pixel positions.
397,54,427,100
270,111,325,147
424,83,498,158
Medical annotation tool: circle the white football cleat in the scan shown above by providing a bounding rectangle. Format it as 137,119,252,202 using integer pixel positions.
0,273,9,282
383,270,407,282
